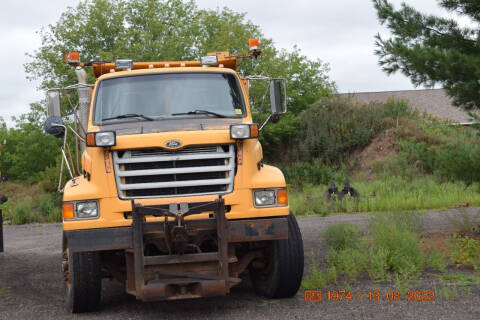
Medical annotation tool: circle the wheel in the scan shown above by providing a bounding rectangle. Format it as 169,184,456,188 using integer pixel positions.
250,213,304,298
63,240,102,313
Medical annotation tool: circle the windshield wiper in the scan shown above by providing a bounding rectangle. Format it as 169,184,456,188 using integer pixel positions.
102,113,154,121
171,109,228,118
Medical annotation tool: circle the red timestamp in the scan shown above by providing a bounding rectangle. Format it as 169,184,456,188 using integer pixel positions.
304,290,435,302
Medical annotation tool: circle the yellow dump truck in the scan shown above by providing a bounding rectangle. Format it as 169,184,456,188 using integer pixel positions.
44,40,304,313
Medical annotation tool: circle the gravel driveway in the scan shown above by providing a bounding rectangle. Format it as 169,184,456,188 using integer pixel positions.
1,208,479,319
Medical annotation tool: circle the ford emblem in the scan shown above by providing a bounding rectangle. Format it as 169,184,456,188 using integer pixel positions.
165,140,182,148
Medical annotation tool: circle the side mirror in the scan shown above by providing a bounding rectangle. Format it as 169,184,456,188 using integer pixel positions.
269,79,286,114
45,91,65,137
47,91,62,117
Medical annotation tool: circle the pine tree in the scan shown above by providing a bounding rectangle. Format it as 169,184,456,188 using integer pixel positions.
373,0,480,110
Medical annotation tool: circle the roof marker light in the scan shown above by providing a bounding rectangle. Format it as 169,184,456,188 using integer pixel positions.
200,55,218,66
115,59,133,70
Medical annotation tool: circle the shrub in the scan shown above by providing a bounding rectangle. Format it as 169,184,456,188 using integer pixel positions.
277,160,347,187
368,212,424,279
395,117,480,185
38,193,62,223
11,197,34,225
293,96,388,164
327,248,366,283
448,234,480,270
324,223,361,251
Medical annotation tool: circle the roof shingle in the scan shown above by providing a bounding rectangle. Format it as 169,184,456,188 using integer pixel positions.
340,89,472,123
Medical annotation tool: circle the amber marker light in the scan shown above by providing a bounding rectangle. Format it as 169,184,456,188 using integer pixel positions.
86,133,96,147
250,124,259,138
277,189,288,205
63,203,75,220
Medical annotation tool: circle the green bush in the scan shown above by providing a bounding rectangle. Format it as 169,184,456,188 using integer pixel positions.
289,97,410,164
368,212,424,279
277,160,347,187
327,248,367,283
11,197,34,225
38,193,62,223
395,117,480,185
448,234,480,270
303,212,428,287
324,223,361,251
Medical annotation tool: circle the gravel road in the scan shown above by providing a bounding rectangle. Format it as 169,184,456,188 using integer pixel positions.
1,208,480,320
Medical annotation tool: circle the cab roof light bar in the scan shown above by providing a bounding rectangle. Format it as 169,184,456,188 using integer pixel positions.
63,38,262,77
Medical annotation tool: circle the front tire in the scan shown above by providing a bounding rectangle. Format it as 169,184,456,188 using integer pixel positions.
250,213,304,298
64,244,102,313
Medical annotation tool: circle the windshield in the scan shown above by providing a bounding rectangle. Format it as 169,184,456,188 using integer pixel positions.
93,72,245,124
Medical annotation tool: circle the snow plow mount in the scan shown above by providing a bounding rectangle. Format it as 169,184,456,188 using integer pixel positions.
129,197,234,301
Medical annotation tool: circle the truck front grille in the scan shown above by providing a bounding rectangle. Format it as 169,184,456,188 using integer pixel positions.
112,145,235,199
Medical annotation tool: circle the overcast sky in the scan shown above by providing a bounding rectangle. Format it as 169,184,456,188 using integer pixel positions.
0,0,465,127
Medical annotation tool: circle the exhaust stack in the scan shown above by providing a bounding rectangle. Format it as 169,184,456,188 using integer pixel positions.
75,67,91,151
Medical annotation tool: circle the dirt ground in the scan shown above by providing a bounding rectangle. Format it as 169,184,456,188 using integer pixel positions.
1,208,480,320
351,128,398,179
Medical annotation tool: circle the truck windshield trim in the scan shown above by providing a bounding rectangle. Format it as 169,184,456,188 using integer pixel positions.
93,72,247,125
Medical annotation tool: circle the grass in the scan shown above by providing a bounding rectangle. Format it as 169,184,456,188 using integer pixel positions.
289,176,480,217
301,211,480,290
0,181,61,224
437,274,479,287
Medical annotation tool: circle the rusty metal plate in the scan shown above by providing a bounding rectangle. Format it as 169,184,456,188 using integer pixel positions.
227,217,288,242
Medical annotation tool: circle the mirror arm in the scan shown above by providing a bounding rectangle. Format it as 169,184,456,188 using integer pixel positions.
57,124,74,180
259,114,273,131
61,147,74,179
51,123,85,143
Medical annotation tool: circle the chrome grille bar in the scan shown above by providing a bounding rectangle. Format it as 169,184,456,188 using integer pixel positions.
112,145,235,199
116,164,233,177
119,178,231,190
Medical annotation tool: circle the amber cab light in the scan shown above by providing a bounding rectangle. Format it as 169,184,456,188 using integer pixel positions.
68,51,80,63
249,38,260,50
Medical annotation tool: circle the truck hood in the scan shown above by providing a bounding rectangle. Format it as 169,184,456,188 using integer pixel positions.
98,118,242,136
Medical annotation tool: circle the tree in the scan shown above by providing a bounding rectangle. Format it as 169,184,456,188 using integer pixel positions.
25,0,334,158
373,0,480,110
0,105,62,180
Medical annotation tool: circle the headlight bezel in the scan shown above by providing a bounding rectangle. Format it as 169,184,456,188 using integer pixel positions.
86,131,116,147
253,188,288,208
63,200,99,220
230,124,259,140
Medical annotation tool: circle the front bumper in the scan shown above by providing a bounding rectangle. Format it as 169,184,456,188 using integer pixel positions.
65,216,288,253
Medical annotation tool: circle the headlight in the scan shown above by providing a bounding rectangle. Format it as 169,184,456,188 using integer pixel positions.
95,131,116,146
230,124,259,139
76,201,99,219
253,188,288,207
86,131,116,147
254,190,276,206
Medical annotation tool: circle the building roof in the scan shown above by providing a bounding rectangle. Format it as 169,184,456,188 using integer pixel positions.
341,88,473,123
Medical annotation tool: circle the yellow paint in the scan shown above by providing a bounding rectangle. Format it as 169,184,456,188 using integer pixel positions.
63,66,289,231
